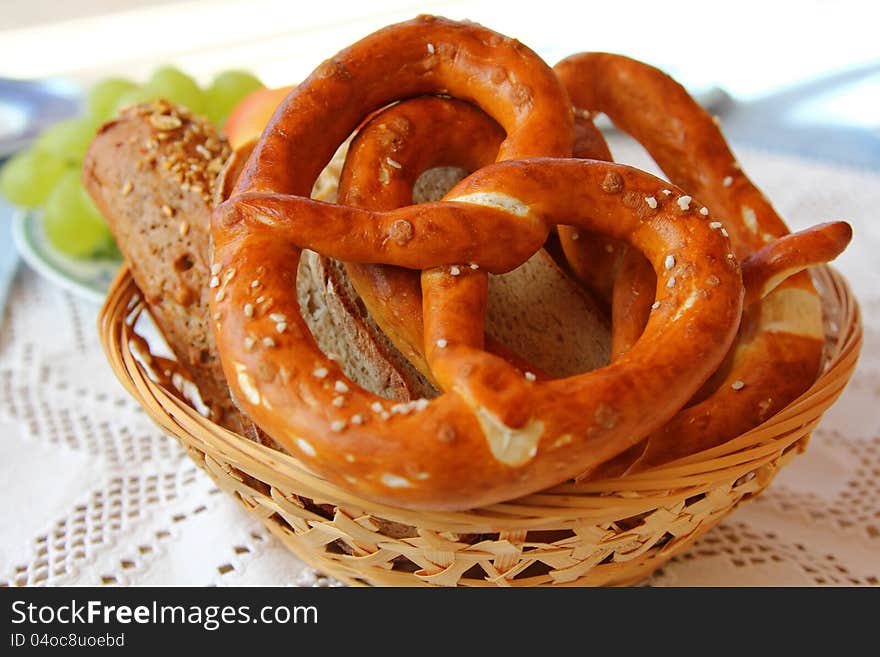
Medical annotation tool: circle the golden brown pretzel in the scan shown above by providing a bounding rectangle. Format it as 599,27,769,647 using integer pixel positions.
554,53,852,474
214,159,744,509
211,17,744,509
414,158,746,507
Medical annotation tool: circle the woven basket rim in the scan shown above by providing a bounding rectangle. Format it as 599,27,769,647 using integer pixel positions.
97,264,863,526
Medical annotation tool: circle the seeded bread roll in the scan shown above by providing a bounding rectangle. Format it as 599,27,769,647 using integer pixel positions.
82,101,250,430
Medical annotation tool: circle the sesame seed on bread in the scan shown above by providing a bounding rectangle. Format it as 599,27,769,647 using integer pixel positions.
83,100,244,429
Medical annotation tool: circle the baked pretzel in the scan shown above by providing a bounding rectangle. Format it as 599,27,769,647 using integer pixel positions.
211,17,746,509
337,95,611,382
233,16,573,195
554,53,852,474
215,161,744,509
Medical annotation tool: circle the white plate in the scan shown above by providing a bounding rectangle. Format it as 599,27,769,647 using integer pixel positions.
11,208,121,304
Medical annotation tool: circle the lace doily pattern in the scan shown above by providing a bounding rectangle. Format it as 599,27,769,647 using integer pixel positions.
1,143,877,587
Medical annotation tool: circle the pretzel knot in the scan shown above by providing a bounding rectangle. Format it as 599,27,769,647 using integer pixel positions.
210,16,745,510
553,53,852,476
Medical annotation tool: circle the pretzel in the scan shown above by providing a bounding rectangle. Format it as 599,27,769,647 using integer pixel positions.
214,161,744,509
211,16,744,509
337,95,611,382
554,53,852,475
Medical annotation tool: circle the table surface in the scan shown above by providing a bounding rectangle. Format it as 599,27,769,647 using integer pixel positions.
0,0,877,587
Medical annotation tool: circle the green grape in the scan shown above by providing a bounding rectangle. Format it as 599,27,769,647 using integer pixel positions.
87,77,138,120
42,170,112,258
0,148,68,208
112,86,159,115
93,237,122,261
34,117,100,165
205,70,263,124
145,66,205,114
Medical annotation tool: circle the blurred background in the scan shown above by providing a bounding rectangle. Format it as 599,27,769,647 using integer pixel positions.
2,0,878,164
0,0,877,306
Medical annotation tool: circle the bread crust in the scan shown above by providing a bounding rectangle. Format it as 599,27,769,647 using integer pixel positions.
83,101,245,429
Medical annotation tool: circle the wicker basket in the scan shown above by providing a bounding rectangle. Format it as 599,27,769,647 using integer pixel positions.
98,265,862,586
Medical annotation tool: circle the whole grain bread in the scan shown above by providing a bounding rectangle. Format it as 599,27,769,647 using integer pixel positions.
83,101,249,430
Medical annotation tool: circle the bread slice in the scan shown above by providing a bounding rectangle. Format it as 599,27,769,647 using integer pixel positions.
487,250,610,377
83,101,249,431
296,250,437,400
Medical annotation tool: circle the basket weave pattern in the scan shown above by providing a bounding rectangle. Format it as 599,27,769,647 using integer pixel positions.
98,266,862,586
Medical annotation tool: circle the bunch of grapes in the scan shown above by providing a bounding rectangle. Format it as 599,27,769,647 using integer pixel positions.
0,67,263,258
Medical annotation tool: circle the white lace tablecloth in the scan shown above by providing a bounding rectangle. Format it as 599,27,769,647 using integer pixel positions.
1,141,878,587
